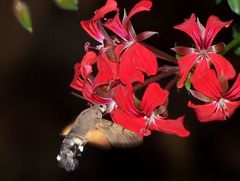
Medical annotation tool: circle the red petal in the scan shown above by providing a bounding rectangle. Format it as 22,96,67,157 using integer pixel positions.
174,13,203,49
188,101,225,122
80,0,118,42
70,79,84,92
204,16,232,49
110,108,147,137
149,116,190,137
225,74,240,100
104,13,130,41
136,31,158,42
119,62,145,84
114,43,126,61
191,69,221,100
81,51,97,65
80,51,97,78
94,0,118,19
81,20,104,43
171,46,196,56
224,101,240,118
141,83,169,117
113,86,142,117
70,63,83,91
191,57,210,82
177,53,199,88
122,0,152,39
82,81,111,104
93,53,118,88
126,0,152,22
208,53,236,80
119,42,157,84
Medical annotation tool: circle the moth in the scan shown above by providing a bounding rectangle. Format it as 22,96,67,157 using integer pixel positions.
56,104,142,171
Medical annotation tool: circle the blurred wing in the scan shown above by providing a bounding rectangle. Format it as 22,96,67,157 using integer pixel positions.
86,119,143,148
61,123,74,136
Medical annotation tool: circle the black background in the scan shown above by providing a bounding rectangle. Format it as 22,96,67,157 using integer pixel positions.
0,0,240,180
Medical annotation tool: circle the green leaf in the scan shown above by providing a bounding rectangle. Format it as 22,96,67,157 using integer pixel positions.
184,73,192,91
227,0,240,15
55,0,78,11
234,46,240,55
175,54,182,60
13,1,33,33
215,0,223,5
232,24,240,38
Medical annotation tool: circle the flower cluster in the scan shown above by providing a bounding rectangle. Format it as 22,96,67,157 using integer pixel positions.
172,13,240,122
70,0,240,138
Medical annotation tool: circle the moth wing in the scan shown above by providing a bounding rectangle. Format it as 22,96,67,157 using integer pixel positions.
86,119,143,148
85,128,112,149
61,123,74,136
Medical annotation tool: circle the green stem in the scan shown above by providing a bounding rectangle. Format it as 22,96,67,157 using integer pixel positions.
222,34,240,55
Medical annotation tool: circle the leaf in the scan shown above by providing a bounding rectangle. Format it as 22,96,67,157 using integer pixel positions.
234,46,240,55
55,0,78,11
215,0,223,5
227,0,240,15
184,73,192,91
175,53,182,60
232,24,240,38
231,24,240,56
13,0,33,33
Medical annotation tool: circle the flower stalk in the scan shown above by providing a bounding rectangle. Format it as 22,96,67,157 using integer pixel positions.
221,34,240,55
133,66,179,92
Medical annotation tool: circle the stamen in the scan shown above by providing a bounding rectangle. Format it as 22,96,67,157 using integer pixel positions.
84,42,99,52
140,113,156,136
140,128,151,136
217,98,229,119
112,37,120,46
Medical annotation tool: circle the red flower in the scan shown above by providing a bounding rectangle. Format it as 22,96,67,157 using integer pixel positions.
80,0,120,88
80,0,118,43
70,51,113,104
103,0,158,85
92,52,119,89
188,70,240,122
111,83,190,137
172,13,235,88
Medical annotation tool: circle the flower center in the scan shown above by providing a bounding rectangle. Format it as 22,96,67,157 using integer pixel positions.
216,98,229,120
199,49,208,59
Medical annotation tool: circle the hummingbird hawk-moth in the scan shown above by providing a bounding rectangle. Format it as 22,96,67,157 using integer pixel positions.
56,105,142,171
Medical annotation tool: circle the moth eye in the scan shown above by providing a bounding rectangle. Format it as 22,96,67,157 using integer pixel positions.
99,104,106,112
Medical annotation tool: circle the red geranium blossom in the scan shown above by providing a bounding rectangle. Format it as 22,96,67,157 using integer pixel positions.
70,51,113,104
80,0,120,88
188,70,240,122
103,0,158,85
172,13,235,88
111,83,190,137
80,0,118,43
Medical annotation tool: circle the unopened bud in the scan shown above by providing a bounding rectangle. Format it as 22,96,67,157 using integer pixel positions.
13,0,33,33
55,0,78,11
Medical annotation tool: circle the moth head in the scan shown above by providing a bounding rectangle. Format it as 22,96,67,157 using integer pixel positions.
57,143,85,171
57,148,79,171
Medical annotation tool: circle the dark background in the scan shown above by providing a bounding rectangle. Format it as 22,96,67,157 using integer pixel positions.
0,0,240,180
